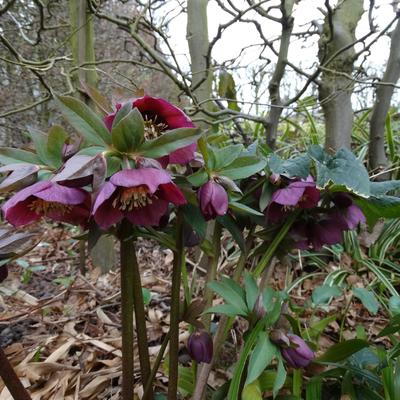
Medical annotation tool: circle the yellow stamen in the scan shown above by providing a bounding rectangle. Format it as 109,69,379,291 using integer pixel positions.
143,116,168,140
28,199,72,215
112,186,155,210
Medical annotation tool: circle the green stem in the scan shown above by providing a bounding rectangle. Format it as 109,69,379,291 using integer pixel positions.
131,246,153,400
253,211,299,277
119,221,135,400
293,368,302,398
167,211,184,400
143,331,171,399
202,221,222,330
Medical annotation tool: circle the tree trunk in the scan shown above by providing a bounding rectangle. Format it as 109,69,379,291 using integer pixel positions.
265,0,295,149
69,0,98,89
318,0,363,151
187,0,213,124
369,18,400,177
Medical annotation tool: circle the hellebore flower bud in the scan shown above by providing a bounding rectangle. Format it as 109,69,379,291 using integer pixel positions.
187,330,213,364
270,329,291,347
280,333,314,369
269,172,281,185
253,294,266,320
197,180,228,221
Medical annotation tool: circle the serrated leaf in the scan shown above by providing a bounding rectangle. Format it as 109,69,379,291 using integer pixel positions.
140,127,201,158
316,339,369,363
353,287,379,315
111,107,144,152
221,156,267,180
246,334,275,385
55,95,111,146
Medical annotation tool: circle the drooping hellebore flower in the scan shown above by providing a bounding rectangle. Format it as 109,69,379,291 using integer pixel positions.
92,168,186,230
332,192,366,230
2,181,91,227
187,330,213,364
266,176,320,223
104,96,197,165
290,215,345,251
197,180,229,221
279,333,314,369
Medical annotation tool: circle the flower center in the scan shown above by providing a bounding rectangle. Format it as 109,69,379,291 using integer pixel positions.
143,116,168,140
29,199,72,215
112,186,155,211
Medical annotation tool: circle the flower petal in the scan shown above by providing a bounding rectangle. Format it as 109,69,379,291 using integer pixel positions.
158,183,187,206
110,168,172,193
3,198,41,227
36,183,88,205
126,198,168,226
92,181,117,215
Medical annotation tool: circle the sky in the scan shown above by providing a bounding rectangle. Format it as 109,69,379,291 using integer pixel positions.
161,0,397,112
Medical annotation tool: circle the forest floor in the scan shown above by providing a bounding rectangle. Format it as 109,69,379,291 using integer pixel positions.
0,224,390,399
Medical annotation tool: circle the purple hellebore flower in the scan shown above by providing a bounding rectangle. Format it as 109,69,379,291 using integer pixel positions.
266,176,320,223
187,330,213,364
290,216,344,250
332,193,366,230
197,180,229,221
281,334,314,369
2,181,91,227
92,168,186,230
104,95,197,166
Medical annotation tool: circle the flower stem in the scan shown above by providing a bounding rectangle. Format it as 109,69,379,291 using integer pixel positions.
253,211,299,277
0,346,31,400
119,221,135,400
131,246,153,399
202,221,222,330
167,211,184,400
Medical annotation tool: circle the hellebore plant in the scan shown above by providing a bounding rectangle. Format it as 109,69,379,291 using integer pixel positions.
0,88,399,400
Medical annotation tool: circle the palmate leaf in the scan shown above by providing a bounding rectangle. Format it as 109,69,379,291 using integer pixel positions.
309,146,370,196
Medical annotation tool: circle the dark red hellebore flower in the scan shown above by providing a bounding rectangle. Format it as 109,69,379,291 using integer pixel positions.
197,180,228,221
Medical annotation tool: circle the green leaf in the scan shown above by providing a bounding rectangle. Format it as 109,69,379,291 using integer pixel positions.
273,356,287,398
218,71,241,111
389,296,400,315
182,204,207,238
47,125,68,168
140,127,201,158
312,284,342,306
316,339,369,363
111,107,144,152
259,181,272,212
306,378,322,400
142,288,152,305
242,380,262,400
378,314,400,337
55,95,111,146
311,147,370,196
357,196,400,226
205,304,241,317
246,334,275,385
208,279,248,315
229,201,264,216
220,156,267,180
268,153,311,179
352,287,379,315
370,180,400,196
187,169,208,187
28,127,52,165
0,147,41,166
217,214,245,251
208,144,243,170
244,271,258,311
